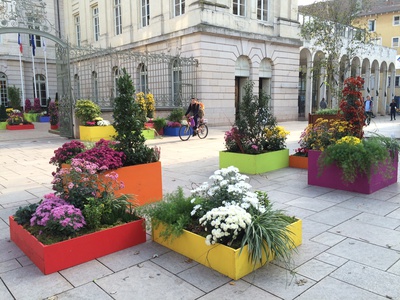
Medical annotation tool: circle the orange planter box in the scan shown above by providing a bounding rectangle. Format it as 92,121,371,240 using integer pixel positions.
103,161,163,206
9,216,146,275
289,155,308,169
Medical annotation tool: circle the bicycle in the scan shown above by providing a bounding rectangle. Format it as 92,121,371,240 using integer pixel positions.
365,111,372,126
179,116,208,141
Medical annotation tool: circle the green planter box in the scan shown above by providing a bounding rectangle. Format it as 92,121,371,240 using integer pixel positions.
23,113,39,123
219,149,289,174
0,121,6,130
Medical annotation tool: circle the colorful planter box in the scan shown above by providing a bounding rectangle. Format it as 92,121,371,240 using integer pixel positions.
289,155,308,169
39,116,50,122
9,216,146,275
23,113,39,122
50,124,59,130
308,150,398,194
219,149,289,174
6,124,35,130
163,126,181,136
0,121,6,130
142,129,155,140
153,219,302,280
79,125,116,142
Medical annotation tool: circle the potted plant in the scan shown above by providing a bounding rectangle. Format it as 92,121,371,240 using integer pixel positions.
0,104,7,130
220,80,289,174
164,108,184,136
24,98,41,122
153,117,167,135
8,86,21,110
74,99,114,141
48,101,59,130
308,108,343,124
24,99,32,113
10,157,146,275
6,109,34,130
139,166,302,280
110,68,162,205
309,135,400,194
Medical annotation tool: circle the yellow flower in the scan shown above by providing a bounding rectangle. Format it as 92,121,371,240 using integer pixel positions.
336,136,361,145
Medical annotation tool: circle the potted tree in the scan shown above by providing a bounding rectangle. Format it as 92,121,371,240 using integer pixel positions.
220,81,289,174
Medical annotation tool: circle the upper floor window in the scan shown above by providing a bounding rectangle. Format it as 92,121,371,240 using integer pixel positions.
75,15,81,46
233,0,246,17
393,37,399,47
394,15,400,26
0,73,7,107
396,76,400,87
141,0,150,27
174,0,185,17
114,0,122,35
93,6,100,41
257,0,268,21
368,19,376,32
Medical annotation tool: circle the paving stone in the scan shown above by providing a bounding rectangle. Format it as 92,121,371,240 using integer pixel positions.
352,212,400,229
331,261,400,299
53,282,114,299
280,240,329,269
329,220,400,250
243,263,315,300
311,232,346,247
95,260,204,300
0,280,13,300
281,206,317,220
1,264,73,300
295,276,387,300
285,197,335,212
197,280,281,300
177,263,231,293
327,238,400,270
60,260,114,287
301,219,332,241
150,249,198,274
362,189,397,201
16,255,34,267
265,190,302,204
294,259,337,281
313,190,355,204
315,252,348,267
387,207,400,220
306,206,360,226
0,259,21,274
338,196,399,216
388,259,400,276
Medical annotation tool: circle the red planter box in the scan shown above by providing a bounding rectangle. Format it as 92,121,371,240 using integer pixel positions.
308,150,398,194
9,216,146,275
289,155,308,169
6,124,35,130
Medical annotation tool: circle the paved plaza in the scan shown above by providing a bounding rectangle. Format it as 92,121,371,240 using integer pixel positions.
1,117,400,299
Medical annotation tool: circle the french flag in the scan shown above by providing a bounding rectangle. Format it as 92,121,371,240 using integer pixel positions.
18,33,22,54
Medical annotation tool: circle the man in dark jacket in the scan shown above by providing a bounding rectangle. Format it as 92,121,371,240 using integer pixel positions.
185,97,200,136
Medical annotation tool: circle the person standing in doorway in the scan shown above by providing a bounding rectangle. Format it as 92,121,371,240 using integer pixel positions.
319,97,327,109
390,99,397,121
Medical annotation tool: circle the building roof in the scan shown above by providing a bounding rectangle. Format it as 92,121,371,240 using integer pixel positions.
359,3,400,17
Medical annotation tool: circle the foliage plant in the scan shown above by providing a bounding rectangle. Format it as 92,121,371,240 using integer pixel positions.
318,135,400,183
0,104,8,122
48,101,59,125
75,99,102,124
167,108,184,123
224,81,288,154
314,108,340,115
339,76,365,139
153,117,167,131
8,86,21,109
139,166,297,266
14,157,138,244
113,68,159,166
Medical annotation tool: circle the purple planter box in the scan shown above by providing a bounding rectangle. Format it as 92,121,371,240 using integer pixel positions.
308,150,398,194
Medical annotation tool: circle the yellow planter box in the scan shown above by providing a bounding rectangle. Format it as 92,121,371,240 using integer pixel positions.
219,149,289,175
79,125,116,142
153,219,302,280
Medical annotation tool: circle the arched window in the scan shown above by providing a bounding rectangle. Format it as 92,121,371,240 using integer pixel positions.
34,74,47,106
138,63,148,93
0,73,7,106
113,67,121,97
92,71,98,102
172,59,182,106
74,74,80,100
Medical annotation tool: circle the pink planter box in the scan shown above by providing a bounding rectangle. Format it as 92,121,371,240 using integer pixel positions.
308,150,398,194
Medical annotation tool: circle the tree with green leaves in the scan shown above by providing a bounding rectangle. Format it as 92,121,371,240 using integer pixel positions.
299,0,374,107
113,68,157,166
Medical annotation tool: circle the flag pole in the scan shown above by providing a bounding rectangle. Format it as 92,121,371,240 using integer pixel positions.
18,34,25,111
43,37,49,101
31,34,37,99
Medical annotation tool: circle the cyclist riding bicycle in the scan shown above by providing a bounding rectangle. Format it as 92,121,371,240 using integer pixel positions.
185,97,200,136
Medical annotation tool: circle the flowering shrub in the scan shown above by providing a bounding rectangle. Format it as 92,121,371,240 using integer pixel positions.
46,205,86,236
30,193,68,226
49,140,86,170
298,118,354,151
166,121,181,127
48,102,58,125
25,99,32,112
7,110,26,125
33,98,42,113
136,92,155,119
224,81,288,154
140,166,296,265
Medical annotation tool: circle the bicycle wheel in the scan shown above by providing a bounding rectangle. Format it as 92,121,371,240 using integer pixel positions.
197,124,208,139
179,125,191,141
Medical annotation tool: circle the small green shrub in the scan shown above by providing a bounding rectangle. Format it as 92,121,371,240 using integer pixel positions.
75,99,101,123
153,117,167,131
167,108,184,123
8,86,21,109
14,203,39,225
315,108,340,115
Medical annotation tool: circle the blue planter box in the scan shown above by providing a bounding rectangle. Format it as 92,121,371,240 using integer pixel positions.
163,126,186,136
39,116,50,122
